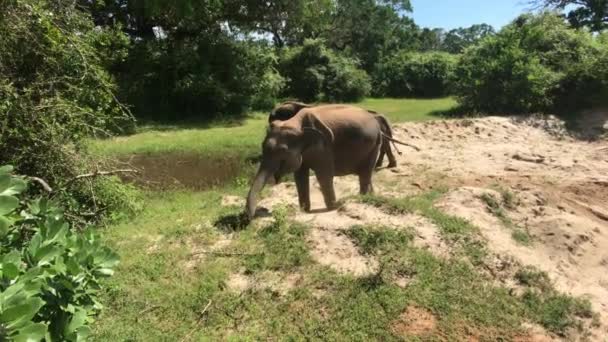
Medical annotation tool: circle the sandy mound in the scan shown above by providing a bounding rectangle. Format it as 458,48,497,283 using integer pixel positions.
254,115,608,337
258,181,449,276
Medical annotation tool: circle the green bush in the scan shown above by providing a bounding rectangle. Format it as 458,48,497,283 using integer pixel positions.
0,166,118,341
373,51,458,97
453,13,608,114
121,37,277,121
251,51,286,111
0,0,139,222
279,39,371,102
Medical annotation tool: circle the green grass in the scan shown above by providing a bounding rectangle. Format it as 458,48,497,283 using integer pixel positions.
92,186,596,340
88,114,267,157
355,97,458,123
89,98,457,158
344,225,414,255
479,192,534,246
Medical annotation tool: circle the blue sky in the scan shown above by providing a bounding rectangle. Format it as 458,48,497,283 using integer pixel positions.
409,0,532,30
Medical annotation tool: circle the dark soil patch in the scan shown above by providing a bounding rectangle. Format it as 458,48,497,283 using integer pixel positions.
117,152,256,190
214,212,251,232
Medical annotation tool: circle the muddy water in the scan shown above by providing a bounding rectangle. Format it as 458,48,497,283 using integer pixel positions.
118,153,258,190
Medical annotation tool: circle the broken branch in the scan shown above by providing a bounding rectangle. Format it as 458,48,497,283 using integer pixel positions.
63,169,139,188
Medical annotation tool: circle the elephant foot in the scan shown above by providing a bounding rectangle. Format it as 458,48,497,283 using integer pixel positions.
325,201,338,211
300,204,311,213
387,161,397,168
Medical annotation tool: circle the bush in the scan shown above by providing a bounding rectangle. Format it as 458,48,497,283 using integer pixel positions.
121,37,277,121
453,13,608,114
373,51,458,97
0,1,139,222
251,50,286,111
0,166,118,341
280,39,371,102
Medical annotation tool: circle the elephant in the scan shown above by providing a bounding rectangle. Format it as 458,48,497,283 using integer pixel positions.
268,101,398,168
246,104,383,218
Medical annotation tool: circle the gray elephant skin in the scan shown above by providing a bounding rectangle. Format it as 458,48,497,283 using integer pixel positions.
246,104,383,219
269,101,397,168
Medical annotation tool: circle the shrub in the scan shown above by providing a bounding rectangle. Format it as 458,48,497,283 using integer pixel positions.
0,166,118,341
279,39,371,102
121,37,277,121
250,49,286,111
0,0,139,222
373,51,458,97
453,13,608,114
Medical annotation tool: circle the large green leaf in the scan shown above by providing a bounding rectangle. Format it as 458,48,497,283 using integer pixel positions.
1,297,45,329
12,322,47,342
0,165,13,175
0,195,19,215
0,215,10,237
1,178,27,196
1,250,23,280
33,245,62,266
64,309,88,337
0,174,10,193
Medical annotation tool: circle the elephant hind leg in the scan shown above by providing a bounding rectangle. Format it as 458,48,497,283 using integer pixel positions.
385,140,397,168
376,146,386,168
360,142,381,195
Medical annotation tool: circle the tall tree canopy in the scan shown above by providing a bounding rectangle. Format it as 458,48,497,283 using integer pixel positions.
442,24,495,53
323,0,415,71
531,0,608,31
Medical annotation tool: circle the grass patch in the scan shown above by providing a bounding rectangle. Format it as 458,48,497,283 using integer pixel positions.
479,192,533,246
361,189,477,239
92,188,596,340
88,114,267,157
355,97,458,123
344,225,414,255
522,291,595,336
90,98,457,158
515,266,552,293
244,206,312,272
358,191,486,263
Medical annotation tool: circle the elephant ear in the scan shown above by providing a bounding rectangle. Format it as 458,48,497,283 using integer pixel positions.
301,112,334,149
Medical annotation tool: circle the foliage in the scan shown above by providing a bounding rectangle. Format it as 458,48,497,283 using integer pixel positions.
279,39,371,102
453,12,608,114
0,166,118,341
120,36,277,122
251,58,286,111
531,0,608,31
324,0,416,72
374,52,458,97
0,0,139,222
442,24,495,54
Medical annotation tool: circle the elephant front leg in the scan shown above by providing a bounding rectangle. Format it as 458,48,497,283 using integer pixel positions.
295,168,311,212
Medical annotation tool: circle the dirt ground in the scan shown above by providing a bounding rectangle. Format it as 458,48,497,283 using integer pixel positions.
253,113,608,340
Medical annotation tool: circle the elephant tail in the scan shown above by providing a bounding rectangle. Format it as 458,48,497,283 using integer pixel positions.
380,132,421,152
372,113,404,155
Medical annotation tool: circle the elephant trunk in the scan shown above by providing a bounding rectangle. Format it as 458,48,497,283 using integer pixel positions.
246,165,272,219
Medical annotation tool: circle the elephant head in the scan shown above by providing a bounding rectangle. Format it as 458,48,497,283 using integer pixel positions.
246,113,334,219
268,101,312,123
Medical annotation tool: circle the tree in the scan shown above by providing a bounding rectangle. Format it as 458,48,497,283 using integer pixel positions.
418,28,445,51
530,0,608,31
323,0,415,72
442,24,495,53
453,13,608,114
230,0,335,47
